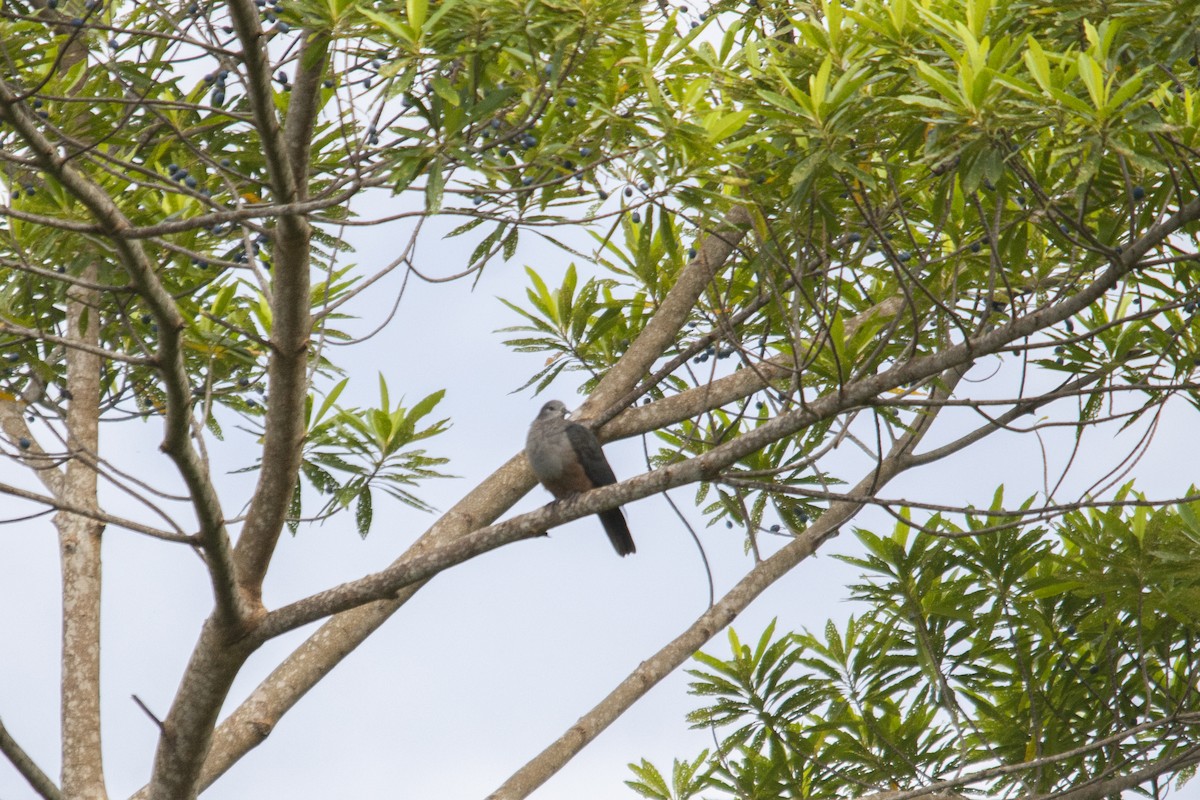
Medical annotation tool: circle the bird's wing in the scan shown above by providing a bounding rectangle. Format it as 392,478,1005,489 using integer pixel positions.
565,423,618,487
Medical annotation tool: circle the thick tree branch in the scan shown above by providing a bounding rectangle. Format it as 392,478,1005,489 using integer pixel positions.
603,295,906,440
173,204,761,791
0,406,65,497
1050,744,1200,800
58,268,106,800
183,193,1200,789
486,359,962,799
586,204,754,418
227,2,321,600
141,11,329,800
282,32,328,196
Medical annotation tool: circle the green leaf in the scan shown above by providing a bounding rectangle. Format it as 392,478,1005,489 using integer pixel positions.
355,487,373,538
705,109,752,142
425,157,444,212
406,0,427,30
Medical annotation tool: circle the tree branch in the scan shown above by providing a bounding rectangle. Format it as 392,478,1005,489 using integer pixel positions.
0,716,61,800
587,204,753,419
849,714,1200,800
485,358,963,799
169,204,762,792
0,74,241,631
58,266,107,800
0,479,189,542
180,191,1200,789
227,1,320,600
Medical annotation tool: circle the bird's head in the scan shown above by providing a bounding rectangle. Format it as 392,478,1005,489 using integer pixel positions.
537,400,569,421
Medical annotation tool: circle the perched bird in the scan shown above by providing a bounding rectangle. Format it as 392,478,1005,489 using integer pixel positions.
525,400,635,556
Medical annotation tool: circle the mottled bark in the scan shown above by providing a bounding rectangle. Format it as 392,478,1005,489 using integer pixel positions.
58,266,106,800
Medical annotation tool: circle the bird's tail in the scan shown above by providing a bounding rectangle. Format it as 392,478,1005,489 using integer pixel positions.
599,508,636,556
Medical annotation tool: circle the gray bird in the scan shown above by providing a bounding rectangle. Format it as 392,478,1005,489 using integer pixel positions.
525,400,636,556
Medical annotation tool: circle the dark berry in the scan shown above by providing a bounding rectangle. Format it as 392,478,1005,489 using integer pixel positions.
565,96,577,107
18,438,31,450
1132,185,1145,200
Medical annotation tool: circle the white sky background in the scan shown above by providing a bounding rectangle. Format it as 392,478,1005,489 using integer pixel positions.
2,197,1200,800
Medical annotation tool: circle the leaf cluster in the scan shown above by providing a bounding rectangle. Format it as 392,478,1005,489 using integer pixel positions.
631,488,1200,798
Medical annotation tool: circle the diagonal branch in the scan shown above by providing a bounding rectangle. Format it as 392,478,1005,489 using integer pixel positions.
847,714,1200,800
586,204,754,419
183,192,1200,790
174,203,760,792
0,408,65,498
485,358,965,799
0,716,61,800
